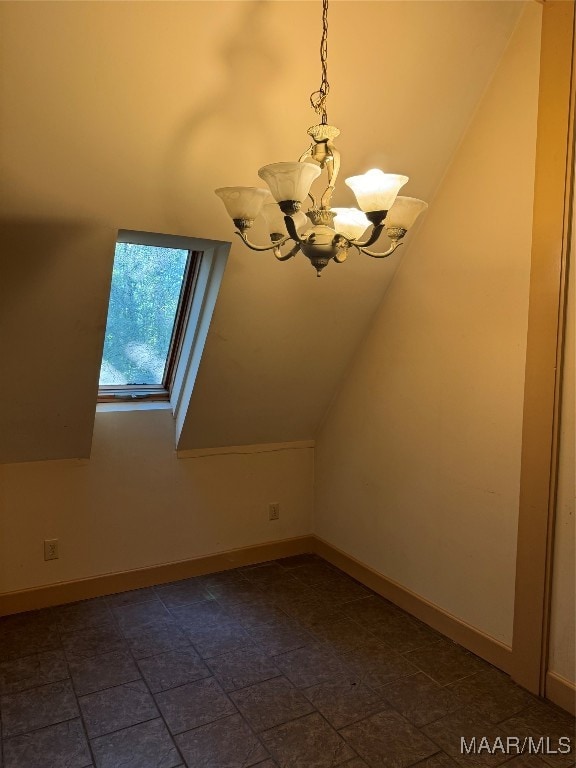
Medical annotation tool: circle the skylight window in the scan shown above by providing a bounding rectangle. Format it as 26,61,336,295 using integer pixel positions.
99,241,198,401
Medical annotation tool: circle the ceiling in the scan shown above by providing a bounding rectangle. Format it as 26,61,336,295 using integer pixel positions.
0,1,529,461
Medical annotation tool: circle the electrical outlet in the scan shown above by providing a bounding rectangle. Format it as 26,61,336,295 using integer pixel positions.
44,539,59,561
268,503,280,521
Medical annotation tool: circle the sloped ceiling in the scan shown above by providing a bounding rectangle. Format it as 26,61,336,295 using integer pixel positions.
0,1,526,460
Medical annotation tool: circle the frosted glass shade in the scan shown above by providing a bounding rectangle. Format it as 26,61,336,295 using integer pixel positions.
215,186,269,220
258,162,321,203
345,169,409,212
262,202,308,235
331,208,370,240
386,196,428,230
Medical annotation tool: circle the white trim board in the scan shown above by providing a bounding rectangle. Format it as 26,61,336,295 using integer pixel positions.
177,440,315,459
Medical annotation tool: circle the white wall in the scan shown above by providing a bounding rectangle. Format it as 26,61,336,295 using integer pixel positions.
314,5,541,646
0,410,313,593
548,234,575,685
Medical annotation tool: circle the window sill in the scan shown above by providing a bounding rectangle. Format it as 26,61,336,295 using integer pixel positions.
96,401,173,413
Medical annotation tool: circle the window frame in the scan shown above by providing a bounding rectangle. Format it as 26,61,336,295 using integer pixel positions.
97,239,202,404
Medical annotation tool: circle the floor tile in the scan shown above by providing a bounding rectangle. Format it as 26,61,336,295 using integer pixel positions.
207,580,266,607
273,642,351,688
79,679,159,738
0,612,61,661
1,679,79,737
311,618,378,655
498,701,576,768
53,599,112,633
342,597,404,627
260,711,355,767
125,621,191,659
199,569,249,587
260,579,317,606
137,647,210,692
303,674,386,728
69,649,141,696
90,717,181,768
2,719,91,768
185,617,255,658
310,576,371,605
175,713,268,767
248,618,312,656
290,562,342,585
113,601,173,634
368,613,441,654
155,676,236,735
170,599,231,631
62,625,126,660
340,637,420,690
421,709,512,767
155,579,213,609
406,752,459,768
503,758,554,768
447,669,536,724
379,671,460,727
340,708,439,768
105,587,160,609
280,596,343,630
226,596,289,631
0,649,69,696
405,639,489,686
242,563,297,586
206,646,282,692
230,676,314,732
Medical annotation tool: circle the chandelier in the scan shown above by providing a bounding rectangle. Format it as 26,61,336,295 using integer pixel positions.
215,0,428,276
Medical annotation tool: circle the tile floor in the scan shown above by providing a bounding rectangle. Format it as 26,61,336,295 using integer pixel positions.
0,554,574,768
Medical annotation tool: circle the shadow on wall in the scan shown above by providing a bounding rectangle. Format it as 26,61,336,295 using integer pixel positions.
162,1,282,231
0,217,110,321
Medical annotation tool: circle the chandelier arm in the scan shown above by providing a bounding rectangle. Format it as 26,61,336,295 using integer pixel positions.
350,223,386,249
235,231,291,252
275,243,301,261
357,241,404,259
307,190,318,209
284,214,306,245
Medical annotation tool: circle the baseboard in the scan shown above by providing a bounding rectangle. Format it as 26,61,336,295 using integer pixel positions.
545,671,576,716
312,536,513,674
0,535,316,617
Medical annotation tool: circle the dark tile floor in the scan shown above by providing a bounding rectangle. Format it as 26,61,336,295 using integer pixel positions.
0,554,574,768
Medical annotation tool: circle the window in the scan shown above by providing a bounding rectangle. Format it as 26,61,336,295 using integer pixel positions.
98,239,200,402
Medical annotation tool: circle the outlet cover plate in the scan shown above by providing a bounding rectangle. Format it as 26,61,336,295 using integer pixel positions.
44,539,59,561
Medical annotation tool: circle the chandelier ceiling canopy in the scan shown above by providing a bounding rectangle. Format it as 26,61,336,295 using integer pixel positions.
216,0,428,276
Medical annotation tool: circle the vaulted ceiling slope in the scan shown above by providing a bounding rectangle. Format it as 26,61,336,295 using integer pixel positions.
0,1,525,461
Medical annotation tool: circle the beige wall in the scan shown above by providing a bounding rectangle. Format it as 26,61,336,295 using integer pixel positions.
314,5,541,646
548,234,576,685
0,410,313,593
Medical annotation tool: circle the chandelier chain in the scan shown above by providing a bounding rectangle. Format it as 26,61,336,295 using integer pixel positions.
310,0,330,125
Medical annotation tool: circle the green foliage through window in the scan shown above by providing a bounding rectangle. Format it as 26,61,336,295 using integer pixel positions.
99,243,189,386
